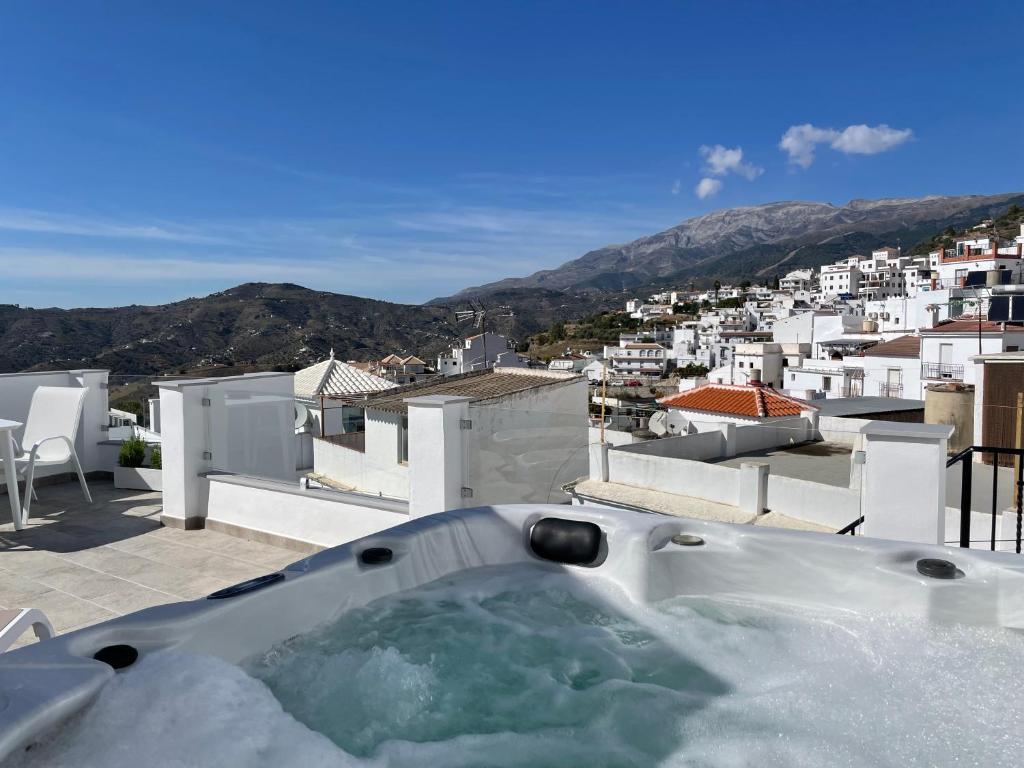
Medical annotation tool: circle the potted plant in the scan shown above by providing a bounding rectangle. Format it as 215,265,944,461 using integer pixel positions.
113,436,163,491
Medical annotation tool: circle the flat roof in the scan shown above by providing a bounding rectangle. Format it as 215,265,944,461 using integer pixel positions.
709,441,853,488
813,397,925,417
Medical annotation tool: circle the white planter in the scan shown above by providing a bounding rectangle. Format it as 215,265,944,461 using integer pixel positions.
114,466,163,492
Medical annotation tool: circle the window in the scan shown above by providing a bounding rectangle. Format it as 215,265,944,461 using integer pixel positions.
822,376,832,391
791,373,796,382
399,415,409,463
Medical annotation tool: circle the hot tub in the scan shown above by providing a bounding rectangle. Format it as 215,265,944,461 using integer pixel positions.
3,504,1024,767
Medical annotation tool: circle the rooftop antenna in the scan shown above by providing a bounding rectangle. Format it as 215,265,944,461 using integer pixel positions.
454,300,514,371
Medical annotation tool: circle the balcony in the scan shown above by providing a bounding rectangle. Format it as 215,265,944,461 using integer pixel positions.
921,362,964,381
878,382,903,398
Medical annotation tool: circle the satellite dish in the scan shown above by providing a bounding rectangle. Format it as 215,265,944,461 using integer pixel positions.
295,403,312,430
666,411,689,435
648,411,669,436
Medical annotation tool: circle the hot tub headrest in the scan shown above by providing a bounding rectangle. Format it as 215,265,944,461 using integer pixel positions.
530,517,602,566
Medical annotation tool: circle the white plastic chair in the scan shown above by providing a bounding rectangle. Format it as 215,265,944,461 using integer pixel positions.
7,386,92,524
0,609,54,652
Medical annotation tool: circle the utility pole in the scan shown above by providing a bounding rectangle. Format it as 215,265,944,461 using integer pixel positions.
600,362,607,444
1015,392,1023,508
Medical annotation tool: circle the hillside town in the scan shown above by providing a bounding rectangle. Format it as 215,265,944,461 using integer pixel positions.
4,4,1024,764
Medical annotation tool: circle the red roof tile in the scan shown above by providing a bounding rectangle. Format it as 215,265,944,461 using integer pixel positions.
657,384,815,418
922,319,1021,334
863,335,920,358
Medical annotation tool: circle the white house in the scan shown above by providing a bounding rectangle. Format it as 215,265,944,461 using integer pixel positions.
820,256,864,297
855,334,922,399
603,342,671,377
437,332,512,376
294,351,397,438
919,319,1024,388
548,354,589,373
313,368,588,508
780,268,814,292
657,382,818,431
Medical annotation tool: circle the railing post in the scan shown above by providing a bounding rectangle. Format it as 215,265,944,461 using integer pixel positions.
1016,459,1024,555
959,455,972,548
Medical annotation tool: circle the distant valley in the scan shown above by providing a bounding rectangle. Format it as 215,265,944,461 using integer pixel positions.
2,192,1022,380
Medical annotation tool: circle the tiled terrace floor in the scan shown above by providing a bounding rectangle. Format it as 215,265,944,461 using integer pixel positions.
0,480,300,647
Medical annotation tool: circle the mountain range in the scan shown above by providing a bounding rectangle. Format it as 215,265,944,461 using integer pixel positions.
442,192,1024,300
2,192,1022,378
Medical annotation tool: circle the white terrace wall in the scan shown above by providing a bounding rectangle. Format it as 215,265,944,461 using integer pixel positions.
734,416,814,454
615,431,726,461
312,415,410,500
766,474,861,529
0,369,109,478
607,448,742,507
159,372,296,527
204,473,408,550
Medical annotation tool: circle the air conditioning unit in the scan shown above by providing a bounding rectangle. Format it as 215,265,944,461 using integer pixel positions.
868,312,878,320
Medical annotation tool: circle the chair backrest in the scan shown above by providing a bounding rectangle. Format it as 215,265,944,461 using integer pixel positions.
21,387,88,462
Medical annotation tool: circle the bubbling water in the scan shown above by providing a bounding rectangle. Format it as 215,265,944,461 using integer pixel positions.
12,565,1024,768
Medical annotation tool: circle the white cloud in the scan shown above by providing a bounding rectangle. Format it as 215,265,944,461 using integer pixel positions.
695,178,723,199
779,123,913,168
699,145,763,181
831,124,914,155
0,208,229,245
670,179,682,195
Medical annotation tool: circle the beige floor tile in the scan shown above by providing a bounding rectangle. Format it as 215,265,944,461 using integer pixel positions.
28,590,116,632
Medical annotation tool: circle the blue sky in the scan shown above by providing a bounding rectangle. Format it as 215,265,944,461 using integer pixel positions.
1,1,1021,308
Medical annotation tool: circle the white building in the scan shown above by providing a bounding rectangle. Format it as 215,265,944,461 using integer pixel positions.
294,351,397,438
780,268,814,292
603,342,671,377
854,335,922,399
548,354,589,373
919,319,1024,388
657,381,818,431
820,256,864,298
437,332,512,376
313,368,588,506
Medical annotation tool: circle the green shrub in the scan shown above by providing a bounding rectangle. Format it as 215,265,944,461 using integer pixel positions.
118,437,146,468
149,446,162,470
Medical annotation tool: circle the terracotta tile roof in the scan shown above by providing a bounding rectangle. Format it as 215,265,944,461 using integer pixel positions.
863,335,921,358
657,384,816,418
922,319,1021,334
360,369,579,414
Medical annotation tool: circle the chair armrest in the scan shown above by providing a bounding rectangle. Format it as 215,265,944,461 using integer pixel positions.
26,435,76,462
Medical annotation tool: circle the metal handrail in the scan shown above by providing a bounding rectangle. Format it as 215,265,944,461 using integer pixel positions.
835,516,865,536
946,446,1024,553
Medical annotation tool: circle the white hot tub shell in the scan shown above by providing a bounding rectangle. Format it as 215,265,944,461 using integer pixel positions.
1,503,1024,762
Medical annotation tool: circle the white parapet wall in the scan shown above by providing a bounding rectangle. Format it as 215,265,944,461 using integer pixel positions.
203,472,408,551
158,372,297,528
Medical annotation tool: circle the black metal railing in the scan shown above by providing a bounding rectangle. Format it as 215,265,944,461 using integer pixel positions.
946,446,1024,553
835,516,865,536
878,382,903,398
921,362,964,380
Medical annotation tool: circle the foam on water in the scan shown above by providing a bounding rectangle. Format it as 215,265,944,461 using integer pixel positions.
11,564,1024,768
